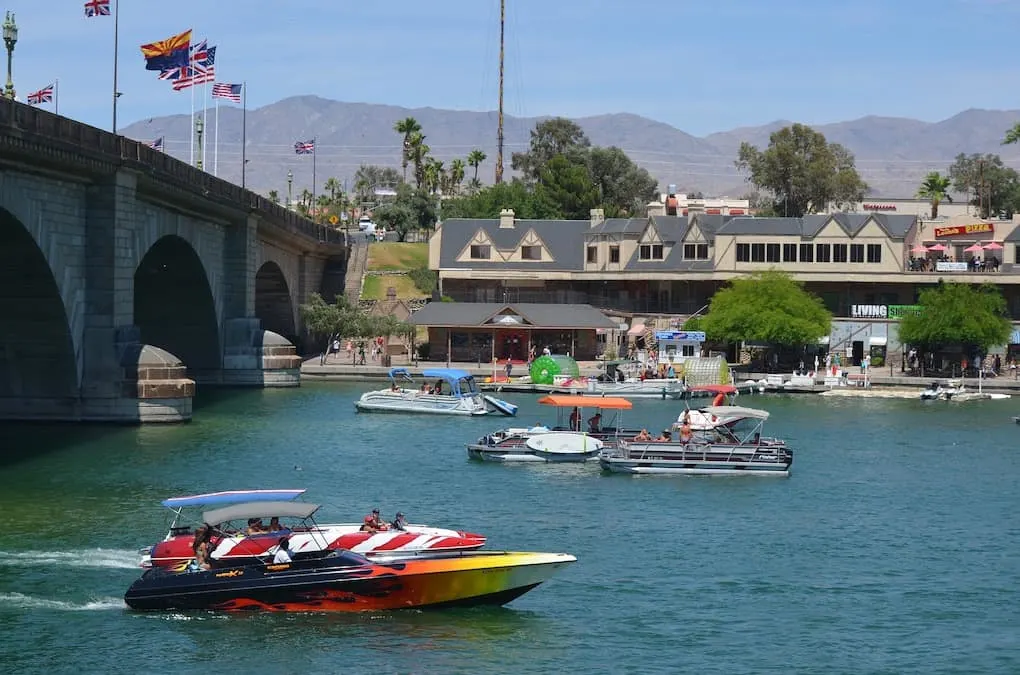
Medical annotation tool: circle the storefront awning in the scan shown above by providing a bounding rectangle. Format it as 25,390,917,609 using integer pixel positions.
627,322,646,336
869,336,887,346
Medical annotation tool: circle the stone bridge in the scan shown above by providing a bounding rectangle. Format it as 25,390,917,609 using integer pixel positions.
0,100,348,423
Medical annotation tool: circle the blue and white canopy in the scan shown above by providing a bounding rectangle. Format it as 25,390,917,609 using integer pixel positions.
161,489,307,509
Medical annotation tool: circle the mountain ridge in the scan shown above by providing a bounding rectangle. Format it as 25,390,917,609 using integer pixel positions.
120,97,1020,199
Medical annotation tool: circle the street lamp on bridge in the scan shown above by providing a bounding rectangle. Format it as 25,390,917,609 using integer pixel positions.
195,115,204,170
287,170,293,209
3,12,17,101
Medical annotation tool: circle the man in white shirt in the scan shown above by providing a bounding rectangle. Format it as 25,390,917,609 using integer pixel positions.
273,538,292,564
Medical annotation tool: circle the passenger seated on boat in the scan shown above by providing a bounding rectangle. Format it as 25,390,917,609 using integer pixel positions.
268,517,287,533
391,512,408,531
569,407,581,431
655,430,672,442
246,518,267,535
192,523,214,570
361,509,389,533
434,379,444,395
528,422,550,432
679,421,693,443
391,382,400,392
272,537,292,564
633,428,652,441
588,413,602,433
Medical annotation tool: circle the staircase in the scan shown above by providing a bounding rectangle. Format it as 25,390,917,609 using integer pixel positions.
343,239,369,304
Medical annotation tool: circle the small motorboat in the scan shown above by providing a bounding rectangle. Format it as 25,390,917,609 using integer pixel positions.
920,379,965,401
467,395,635,463
125,504,575,613
600,405,793,476
141,490,486,569
355,368,515,416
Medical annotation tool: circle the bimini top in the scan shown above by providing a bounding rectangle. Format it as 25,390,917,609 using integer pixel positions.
700,406,770,421
421,368,479,397
538,395,633,410
162,489,307,509
388,367,413,380
422,368,473,381
202,501,321,526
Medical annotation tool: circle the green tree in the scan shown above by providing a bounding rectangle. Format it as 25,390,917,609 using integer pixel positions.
373,200,416,242
354,165,401,204
534,155,599,219
1002,122,1020,146
408,131,431,189
736,123,868,217
300,293,373,352
512,117,591,183
467,149,487,182
898,282,1010,366
701,270,831,346
440,181,559,219
916,171,953,219
588,146,658,216
267,189,280,204
449,158,466,194
947,153,1020,218
394,117,422,183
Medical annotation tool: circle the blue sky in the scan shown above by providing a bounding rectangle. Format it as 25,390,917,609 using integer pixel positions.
5,0,1019,136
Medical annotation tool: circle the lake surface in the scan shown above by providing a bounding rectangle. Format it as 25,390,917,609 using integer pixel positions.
1,384,1018,674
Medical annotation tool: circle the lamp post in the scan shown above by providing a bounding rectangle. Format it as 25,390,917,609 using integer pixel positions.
195,116,204,170
287,170,293,209
3,12,17,101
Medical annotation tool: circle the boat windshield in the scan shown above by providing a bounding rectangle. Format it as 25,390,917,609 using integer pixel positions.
458,376,479,395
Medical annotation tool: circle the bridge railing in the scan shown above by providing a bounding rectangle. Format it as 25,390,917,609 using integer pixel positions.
0,99,344,245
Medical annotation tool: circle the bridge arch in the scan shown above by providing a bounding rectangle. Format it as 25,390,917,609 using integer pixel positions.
134,235,221,377
255,261,297,344
0,207,78,401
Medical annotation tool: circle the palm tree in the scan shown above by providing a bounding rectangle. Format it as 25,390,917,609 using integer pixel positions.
268,189,280,204
467,149,486,183
394,117,422,183
324,177,341,205
916,171,953,219
408,131,430,189
424,159,443,195
449,159,466,194
316,194,332,222
1003,123,1020,146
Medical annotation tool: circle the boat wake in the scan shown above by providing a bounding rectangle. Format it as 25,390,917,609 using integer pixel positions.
0,592,124,611
0,548,140,570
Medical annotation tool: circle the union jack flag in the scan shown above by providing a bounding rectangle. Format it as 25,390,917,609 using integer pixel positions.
27,84,54,106
149,137,164,151
84,0,110,17
169,42,216,91
212,82,242,103
294,140,315,154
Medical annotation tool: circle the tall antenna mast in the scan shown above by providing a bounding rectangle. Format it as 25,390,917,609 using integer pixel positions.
495,0,505,184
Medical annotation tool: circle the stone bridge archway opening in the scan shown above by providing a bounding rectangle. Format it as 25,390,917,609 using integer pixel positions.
134,235,220,379
0,208,78,403
255,261,297,345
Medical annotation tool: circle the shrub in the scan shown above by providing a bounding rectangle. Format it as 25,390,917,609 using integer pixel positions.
870,355,884,367
416,342,431,360
407,266,437,294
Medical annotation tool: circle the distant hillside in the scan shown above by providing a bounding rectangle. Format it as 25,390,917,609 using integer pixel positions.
120,96,1020,198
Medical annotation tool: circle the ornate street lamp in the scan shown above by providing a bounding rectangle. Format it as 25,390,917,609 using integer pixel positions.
287,170,293,208
195,115,204,170
3,12,17,101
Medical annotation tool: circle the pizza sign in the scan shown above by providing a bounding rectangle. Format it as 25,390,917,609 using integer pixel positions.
933,223,994,238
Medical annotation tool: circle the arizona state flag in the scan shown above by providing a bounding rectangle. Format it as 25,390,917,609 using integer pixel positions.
140,29,191,72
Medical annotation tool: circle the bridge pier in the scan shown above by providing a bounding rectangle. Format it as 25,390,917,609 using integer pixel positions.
221,317,301,387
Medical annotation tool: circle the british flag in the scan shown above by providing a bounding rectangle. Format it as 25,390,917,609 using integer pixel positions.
294,140,315,155
27,84,54,106
84,0,110,17
149,137,164,151
169,42,216,91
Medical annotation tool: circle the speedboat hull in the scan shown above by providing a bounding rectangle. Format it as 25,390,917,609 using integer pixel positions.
124,550,576,612
143,524,486,569
355,390,489,415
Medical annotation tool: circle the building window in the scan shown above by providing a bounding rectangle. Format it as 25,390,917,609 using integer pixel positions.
696,244,709,259
850,244,865,263
610,246,620,263
521,245,542,260
867,244,882,263
783,243,797,262
833,244,848,263
816,243,831,263
652,244,664,260
799,243,813,263
685,243,710,259
469,244,490,259
639,244,651,260
736,243,750,262
766,243,781,262
751,243,766,262
586,246,597,263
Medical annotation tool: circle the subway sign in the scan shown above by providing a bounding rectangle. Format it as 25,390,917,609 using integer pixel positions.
932,223,994,238
850,304,922,319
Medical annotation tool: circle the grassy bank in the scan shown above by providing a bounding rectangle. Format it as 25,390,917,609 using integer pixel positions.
367,243,428,271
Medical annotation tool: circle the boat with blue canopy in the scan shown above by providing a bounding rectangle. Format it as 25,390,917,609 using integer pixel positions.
355,367,516,416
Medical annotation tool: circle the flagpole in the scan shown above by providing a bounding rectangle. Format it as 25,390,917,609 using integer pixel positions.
112,0,120,133
202,80,208,171
54,79,59,116
312,136,317,222
241,82,247,190
214,95,219,177
190,77,195,165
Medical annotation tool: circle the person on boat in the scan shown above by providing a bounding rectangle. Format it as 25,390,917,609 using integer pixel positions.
655,429,672,442
192,523,215,570
268,517,286,532
569,407,581,431
391,512,408,530
434,379,444,395
246,518,267,535
361,509,389,533
272,537,292,564
633,428,652,441
529,422,550,432
587,413,602,433
679,421,693,443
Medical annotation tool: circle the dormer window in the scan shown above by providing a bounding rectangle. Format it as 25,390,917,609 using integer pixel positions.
586,246,597,263
521,245,542,260
640,244,664,260
683,244,710,260
469,244,491,259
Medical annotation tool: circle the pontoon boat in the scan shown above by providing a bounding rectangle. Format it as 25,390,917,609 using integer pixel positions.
355,368,517,416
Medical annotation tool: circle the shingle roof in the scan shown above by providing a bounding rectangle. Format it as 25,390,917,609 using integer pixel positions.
719,214,917,239
587,217,640,235
409,302,617,329
649,215,689,242
716,217,806,236
437,218,590,270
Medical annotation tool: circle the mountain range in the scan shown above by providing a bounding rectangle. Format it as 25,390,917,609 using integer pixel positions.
120,96,1020,199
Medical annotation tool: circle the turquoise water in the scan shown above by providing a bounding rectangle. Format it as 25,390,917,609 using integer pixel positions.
1,385,1019,674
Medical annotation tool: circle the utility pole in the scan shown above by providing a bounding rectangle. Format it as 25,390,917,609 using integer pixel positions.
494,0,505,185
978,159,986,218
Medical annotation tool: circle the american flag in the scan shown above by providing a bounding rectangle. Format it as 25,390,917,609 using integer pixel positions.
84,0,110,17
149,137,164,151
212,82,242,103
294,140,315,154
27,84,54,106
169,42,216,91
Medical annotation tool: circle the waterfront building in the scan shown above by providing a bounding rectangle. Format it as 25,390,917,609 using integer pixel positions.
428,207,1020,364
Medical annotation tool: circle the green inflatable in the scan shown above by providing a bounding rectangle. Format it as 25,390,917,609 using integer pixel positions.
529,354,580,385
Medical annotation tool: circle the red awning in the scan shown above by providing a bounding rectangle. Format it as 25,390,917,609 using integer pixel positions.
627,322,646,336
